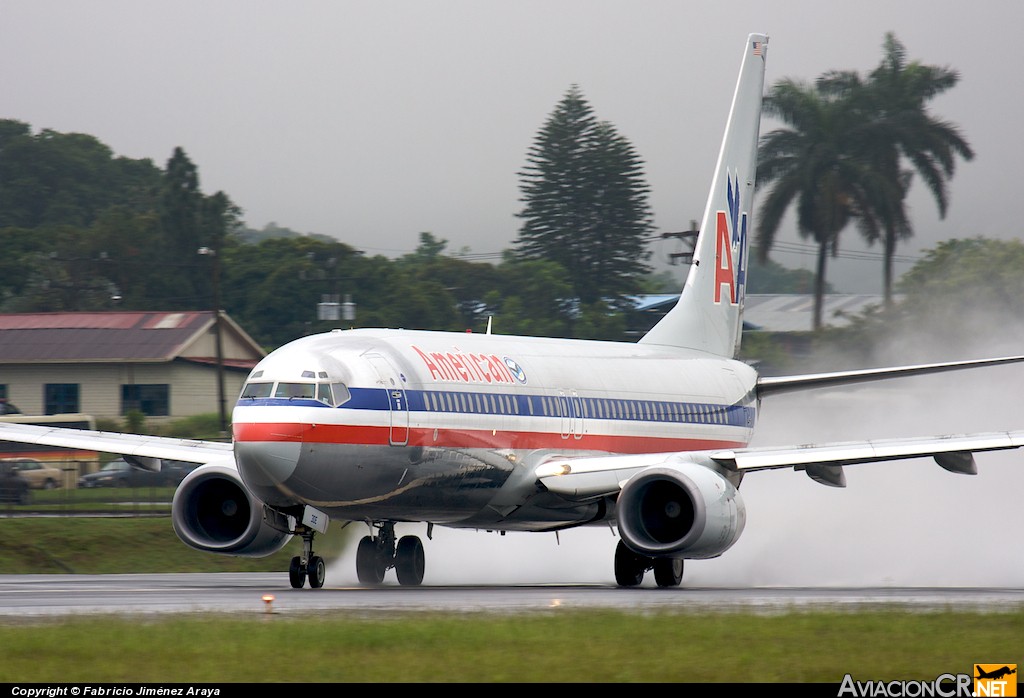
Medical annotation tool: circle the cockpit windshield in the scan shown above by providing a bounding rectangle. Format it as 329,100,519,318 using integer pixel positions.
275,382,315,399
317,383,335,404
240,382,273,398
325,383,351,406
240,379,351,407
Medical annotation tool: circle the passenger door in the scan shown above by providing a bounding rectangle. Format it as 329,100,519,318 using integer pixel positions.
366,353,410,446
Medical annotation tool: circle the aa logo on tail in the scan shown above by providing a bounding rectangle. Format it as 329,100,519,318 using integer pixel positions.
713,171,748,306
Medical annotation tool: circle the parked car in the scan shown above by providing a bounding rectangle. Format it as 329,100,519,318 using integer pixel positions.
4,458,64,489
0,460,31,504
77,459,198,488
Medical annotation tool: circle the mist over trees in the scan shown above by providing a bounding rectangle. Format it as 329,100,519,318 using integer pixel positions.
818,237,1024,366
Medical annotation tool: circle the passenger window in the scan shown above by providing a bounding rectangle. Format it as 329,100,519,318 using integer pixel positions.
241,382,273,398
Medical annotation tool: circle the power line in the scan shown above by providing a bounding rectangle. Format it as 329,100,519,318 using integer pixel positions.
767,240,923,264
353,235,925,268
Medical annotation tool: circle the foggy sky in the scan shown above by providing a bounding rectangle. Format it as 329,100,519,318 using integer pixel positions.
4,1,1021,292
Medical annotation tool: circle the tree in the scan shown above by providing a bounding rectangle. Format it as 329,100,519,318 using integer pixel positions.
0,119,161,230
0,227,49,309
201,191,242,252
514,86,653,308
221,236,362,348
745,248,828,295
87,207,163,308
756,79,892,330
821,33,974,307
159,147,204,307
396,234,505,332
483,256,576,338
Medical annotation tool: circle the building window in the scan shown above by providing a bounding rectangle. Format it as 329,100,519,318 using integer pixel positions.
45,384,80,415
121,384,170,417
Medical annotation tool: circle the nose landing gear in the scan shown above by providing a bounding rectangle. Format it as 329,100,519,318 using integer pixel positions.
289,525,326,589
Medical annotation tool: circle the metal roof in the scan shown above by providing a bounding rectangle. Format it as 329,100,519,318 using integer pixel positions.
743,294,887,332
0,311,264,364
631,294,887,333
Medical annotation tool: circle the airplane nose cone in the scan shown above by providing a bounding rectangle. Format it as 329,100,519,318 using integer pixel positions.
234,441,302,501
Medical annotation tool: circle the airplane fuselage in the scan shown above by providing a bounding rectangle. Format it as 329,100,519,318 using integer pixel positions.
232,328,758,530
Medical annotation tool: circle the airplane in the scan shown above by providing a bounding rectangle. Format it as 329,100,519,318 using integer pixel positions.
975,666,1017,681
2,32,1023,590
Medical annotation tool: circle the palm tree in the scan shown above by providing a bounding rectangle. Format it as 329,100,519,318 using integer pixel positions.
824,34,975,307
756,79,893,330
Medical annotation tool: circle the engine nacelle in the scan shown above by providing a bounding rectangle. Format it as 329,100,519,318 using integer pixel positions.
616,461,746,559
172,460,292,557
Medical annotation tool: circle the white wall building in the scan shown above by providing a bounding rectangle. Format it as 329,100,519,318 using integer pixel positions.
0,311,266,422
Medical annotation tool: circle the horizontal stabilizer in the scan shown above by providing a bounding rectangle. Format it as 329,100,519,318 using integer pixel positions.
757,355,1024,398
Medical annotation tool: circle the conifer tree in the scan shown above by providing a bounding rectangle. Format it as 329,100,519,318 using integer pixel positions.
515,86,653,307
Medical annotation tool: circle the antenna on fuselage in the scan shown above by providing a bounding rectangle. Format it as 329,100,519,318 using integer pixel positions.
486,316,493,335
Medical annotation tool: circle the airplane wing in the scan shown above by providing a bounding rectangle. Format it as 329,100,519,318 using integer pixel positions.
536,430,1024,498
0,421,233,468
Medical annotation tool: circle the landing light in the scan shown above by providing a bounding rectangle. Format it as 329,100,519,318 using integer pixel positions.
536,462,572,478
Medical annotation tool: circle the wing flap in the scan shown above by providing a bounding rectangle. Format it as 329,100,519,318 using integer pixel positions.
536,431,1024,499
709,431,1024,472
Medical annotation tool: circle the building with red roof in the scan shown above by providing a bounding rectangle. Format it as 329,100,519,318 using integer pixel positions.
0,311,265,422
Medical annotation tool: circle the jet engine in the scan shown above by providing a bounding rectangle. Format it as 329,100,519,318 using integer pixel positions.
616,461,745,559
172,460,292,557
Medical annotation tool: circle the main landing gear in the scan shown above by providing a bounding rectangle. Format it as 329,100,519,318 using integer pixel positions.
356,521,426,586
614,540,683,588
289,525,326,589
286,520,426,589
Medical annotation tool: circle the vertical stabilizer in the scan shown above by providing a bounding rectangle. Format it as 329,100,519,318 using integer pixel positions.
639,34,768,356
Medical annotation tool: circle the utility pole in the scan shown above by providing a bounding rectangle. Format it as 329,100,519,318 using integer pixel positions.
199,246,227,437
662,220,700,266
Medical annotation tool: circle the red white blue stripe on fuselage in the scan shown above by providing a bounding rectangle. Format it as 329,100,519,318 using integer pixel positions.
233,386,756,453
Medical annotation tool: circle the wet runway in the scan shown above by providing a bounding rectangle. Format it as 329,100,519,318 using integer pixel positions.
1,573,1022,618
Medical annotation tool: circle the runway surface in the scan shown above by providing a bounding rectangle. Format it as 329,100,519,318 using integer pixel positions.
1,573,1023,618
